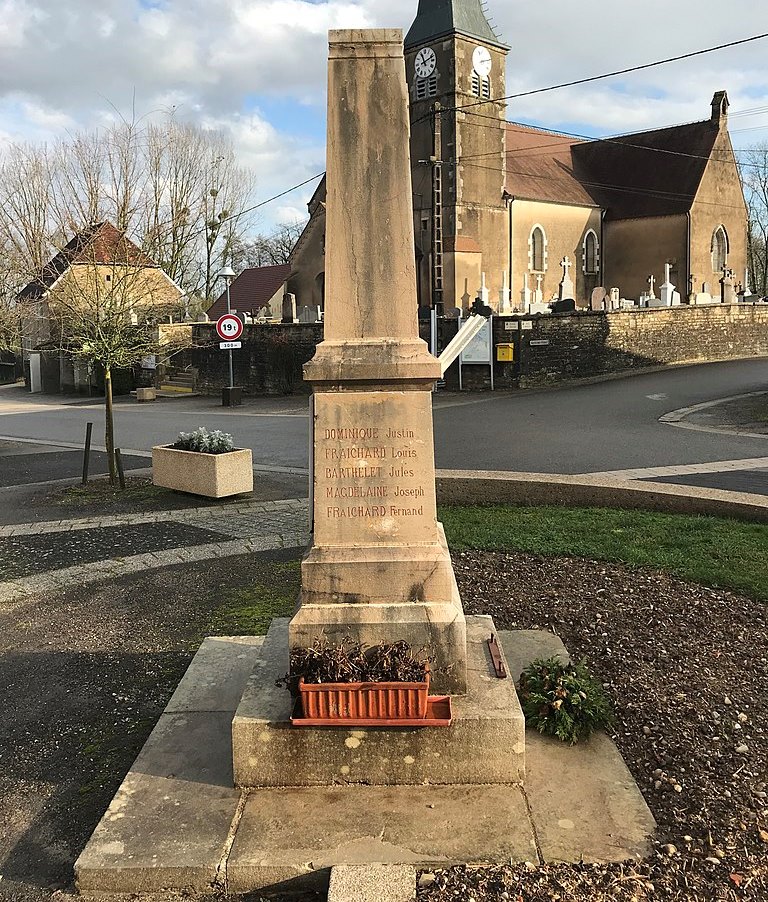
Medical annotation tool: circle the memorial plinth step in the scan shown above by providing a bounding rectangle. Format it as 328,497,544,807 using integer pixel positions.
231,616,525,787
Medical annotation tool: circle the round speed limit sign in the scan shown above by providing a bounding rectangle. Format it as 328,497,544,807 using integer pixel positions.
216,314,243,341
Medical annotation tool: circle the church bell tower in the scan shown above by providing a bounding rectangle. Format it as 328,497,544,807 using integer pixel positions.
405,0,509,312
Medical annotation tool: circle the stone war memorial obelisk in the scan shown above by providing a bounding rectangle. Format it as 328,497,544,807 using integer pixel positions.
232,28,524,787
291,28,466,694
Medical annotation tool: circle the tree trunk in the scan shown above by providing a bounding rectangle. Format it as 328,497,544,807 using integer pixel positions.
104,366,117,485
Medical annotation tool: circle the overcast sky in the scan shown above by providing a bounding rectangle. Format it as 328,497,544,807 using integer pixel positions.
1,0,767,230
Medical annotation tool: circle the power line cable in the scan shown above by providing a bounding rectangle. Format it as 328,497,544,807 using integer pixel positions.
412,31,768,126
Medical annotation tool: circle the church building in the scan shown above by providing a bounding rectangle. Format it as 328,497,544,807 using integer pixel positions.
287,0,748,312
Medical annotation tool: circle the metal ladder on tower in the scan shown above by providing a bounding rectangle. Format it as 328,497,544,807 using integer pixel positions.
431,102,444,316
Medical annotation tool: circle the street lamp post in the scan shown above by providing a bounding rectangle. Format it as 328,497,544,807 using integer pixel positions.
218,265,239,406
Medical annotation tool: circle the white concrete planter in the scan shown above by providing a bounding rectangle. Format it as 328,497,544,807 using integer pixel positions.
152,445,253,498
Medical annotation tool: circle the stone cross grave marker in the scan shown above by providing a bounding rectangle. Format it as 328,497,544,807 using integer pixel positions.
559,256,574,300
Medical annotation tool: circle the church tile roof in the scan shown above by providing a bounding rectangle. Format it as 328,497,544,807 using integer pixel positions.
505,123,596,207
571,120,719,220
208,264,291,319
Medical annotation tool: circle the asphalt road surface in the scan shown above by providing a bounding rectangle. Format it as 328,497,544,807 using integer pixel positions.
0,359,766,477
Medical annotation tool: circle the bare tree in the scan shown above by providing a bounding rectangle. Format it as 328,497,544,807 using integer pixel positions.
45,231,188,483
0,299,22,355
0,117,257,303
742,143,768,296
230,222,304,270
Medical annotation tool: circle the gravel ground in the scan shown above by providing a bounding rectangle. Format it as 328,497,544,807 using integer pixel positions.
419,552,768,902
2,548,766,902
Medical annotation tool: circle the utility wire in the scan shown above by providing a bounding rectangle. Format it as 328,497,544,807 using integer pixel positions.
412,31,768,126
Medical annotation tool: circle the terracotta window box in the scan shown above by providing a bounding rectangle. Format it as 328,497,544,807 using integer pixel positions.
299,674,430,721
151,445,253,498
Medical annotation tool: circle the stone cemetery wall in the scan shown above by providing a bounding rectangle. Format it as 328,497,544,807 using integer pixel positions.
501,304,768,389
192,323,323,395
189,305,768,395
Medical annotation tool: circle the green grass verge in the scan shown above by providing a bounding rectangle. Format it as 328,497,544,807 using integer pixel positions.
440,505,768,601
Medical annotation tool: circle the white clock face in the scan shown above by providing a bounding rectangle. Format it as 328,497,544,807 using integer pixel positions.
472,46,492,77
414,47,436,79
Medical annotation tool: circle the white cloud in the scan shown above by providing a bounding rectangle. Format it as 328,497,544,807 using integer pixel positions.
0,0,766,229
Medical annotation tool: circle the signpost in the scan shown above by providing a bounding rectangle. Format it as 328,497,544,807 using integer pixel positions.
216,312,243,406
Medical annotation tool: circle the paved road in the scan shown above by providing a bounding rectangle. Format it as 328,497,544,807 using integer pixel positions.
0,358,766,479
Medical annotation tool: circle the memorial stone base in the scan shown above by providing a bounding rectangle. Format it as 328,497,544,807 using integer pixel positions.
232,616,525,788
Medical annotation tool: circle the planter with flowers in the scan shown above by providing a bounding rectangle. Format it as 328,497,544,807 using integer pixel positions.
285,637,452,727
152,427,253,498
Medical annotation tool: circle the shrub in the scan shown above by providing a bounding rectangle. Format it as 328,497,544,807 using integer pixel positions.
174,426,235,454
518,656,614,745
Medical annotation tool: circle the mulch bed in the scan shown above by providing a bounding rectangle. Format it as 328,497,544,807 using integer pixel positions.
419,551,768,901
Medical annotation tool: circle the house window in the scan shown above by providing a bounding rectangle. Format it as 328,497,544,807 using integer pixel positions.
529,225,547,272
711,225,728,272
471,73,491,99
415,76,437,100
583,230,599,274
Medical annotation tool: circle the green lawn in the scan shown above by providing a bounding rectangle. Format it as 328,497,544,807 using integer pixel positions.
440,505,768,602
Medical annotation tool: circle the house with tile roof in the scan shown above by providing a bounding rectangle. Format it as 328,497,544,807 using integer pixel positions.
17,221,184,393
289,0,748,311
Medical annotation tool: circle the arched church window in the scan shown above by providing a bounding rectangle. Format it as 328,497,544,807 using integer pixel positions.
530,225,547,272
583,230,599,274
711,225,728,272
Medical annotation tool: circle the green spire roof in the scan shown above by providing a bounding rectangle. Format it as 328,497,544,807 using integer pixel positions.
405,0,508,50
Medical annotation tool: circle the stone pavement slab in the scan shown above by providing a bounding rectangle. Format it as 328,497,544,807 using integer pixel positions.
75,710,240,894
227,784,535,893
525,731,655,863
77,627,654,897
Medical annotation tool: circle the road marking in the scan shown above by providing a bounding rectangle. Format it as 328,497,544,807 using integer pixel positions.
581,457,768,480
646,393,668,400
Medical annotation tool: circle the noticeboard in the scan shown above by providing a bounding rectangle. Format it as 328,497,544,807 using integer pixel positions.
460,317,492,364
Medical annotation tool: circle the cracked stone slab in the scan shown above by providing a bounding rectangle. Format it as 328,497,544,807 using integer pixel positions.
499,629,656,864
226,784,536,893
75,711,240,894
525,731,656,863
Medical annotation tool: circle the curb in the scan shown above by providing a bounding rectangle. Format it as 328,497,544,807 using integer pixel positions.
659,391,768,440
436,470,768,523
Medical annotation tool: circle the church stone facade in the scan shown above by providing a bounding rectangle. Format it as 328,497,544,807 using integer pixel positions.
288,0,748,312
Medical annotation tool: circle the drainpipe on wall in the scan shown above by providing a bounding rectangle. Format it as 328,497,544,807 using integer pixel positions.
600,208,606,289
508,196,515,307
686,211,692,301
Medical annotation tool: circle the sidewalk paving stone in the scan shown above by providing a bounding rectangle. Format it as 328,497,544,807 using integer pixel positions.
0,522,230,580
